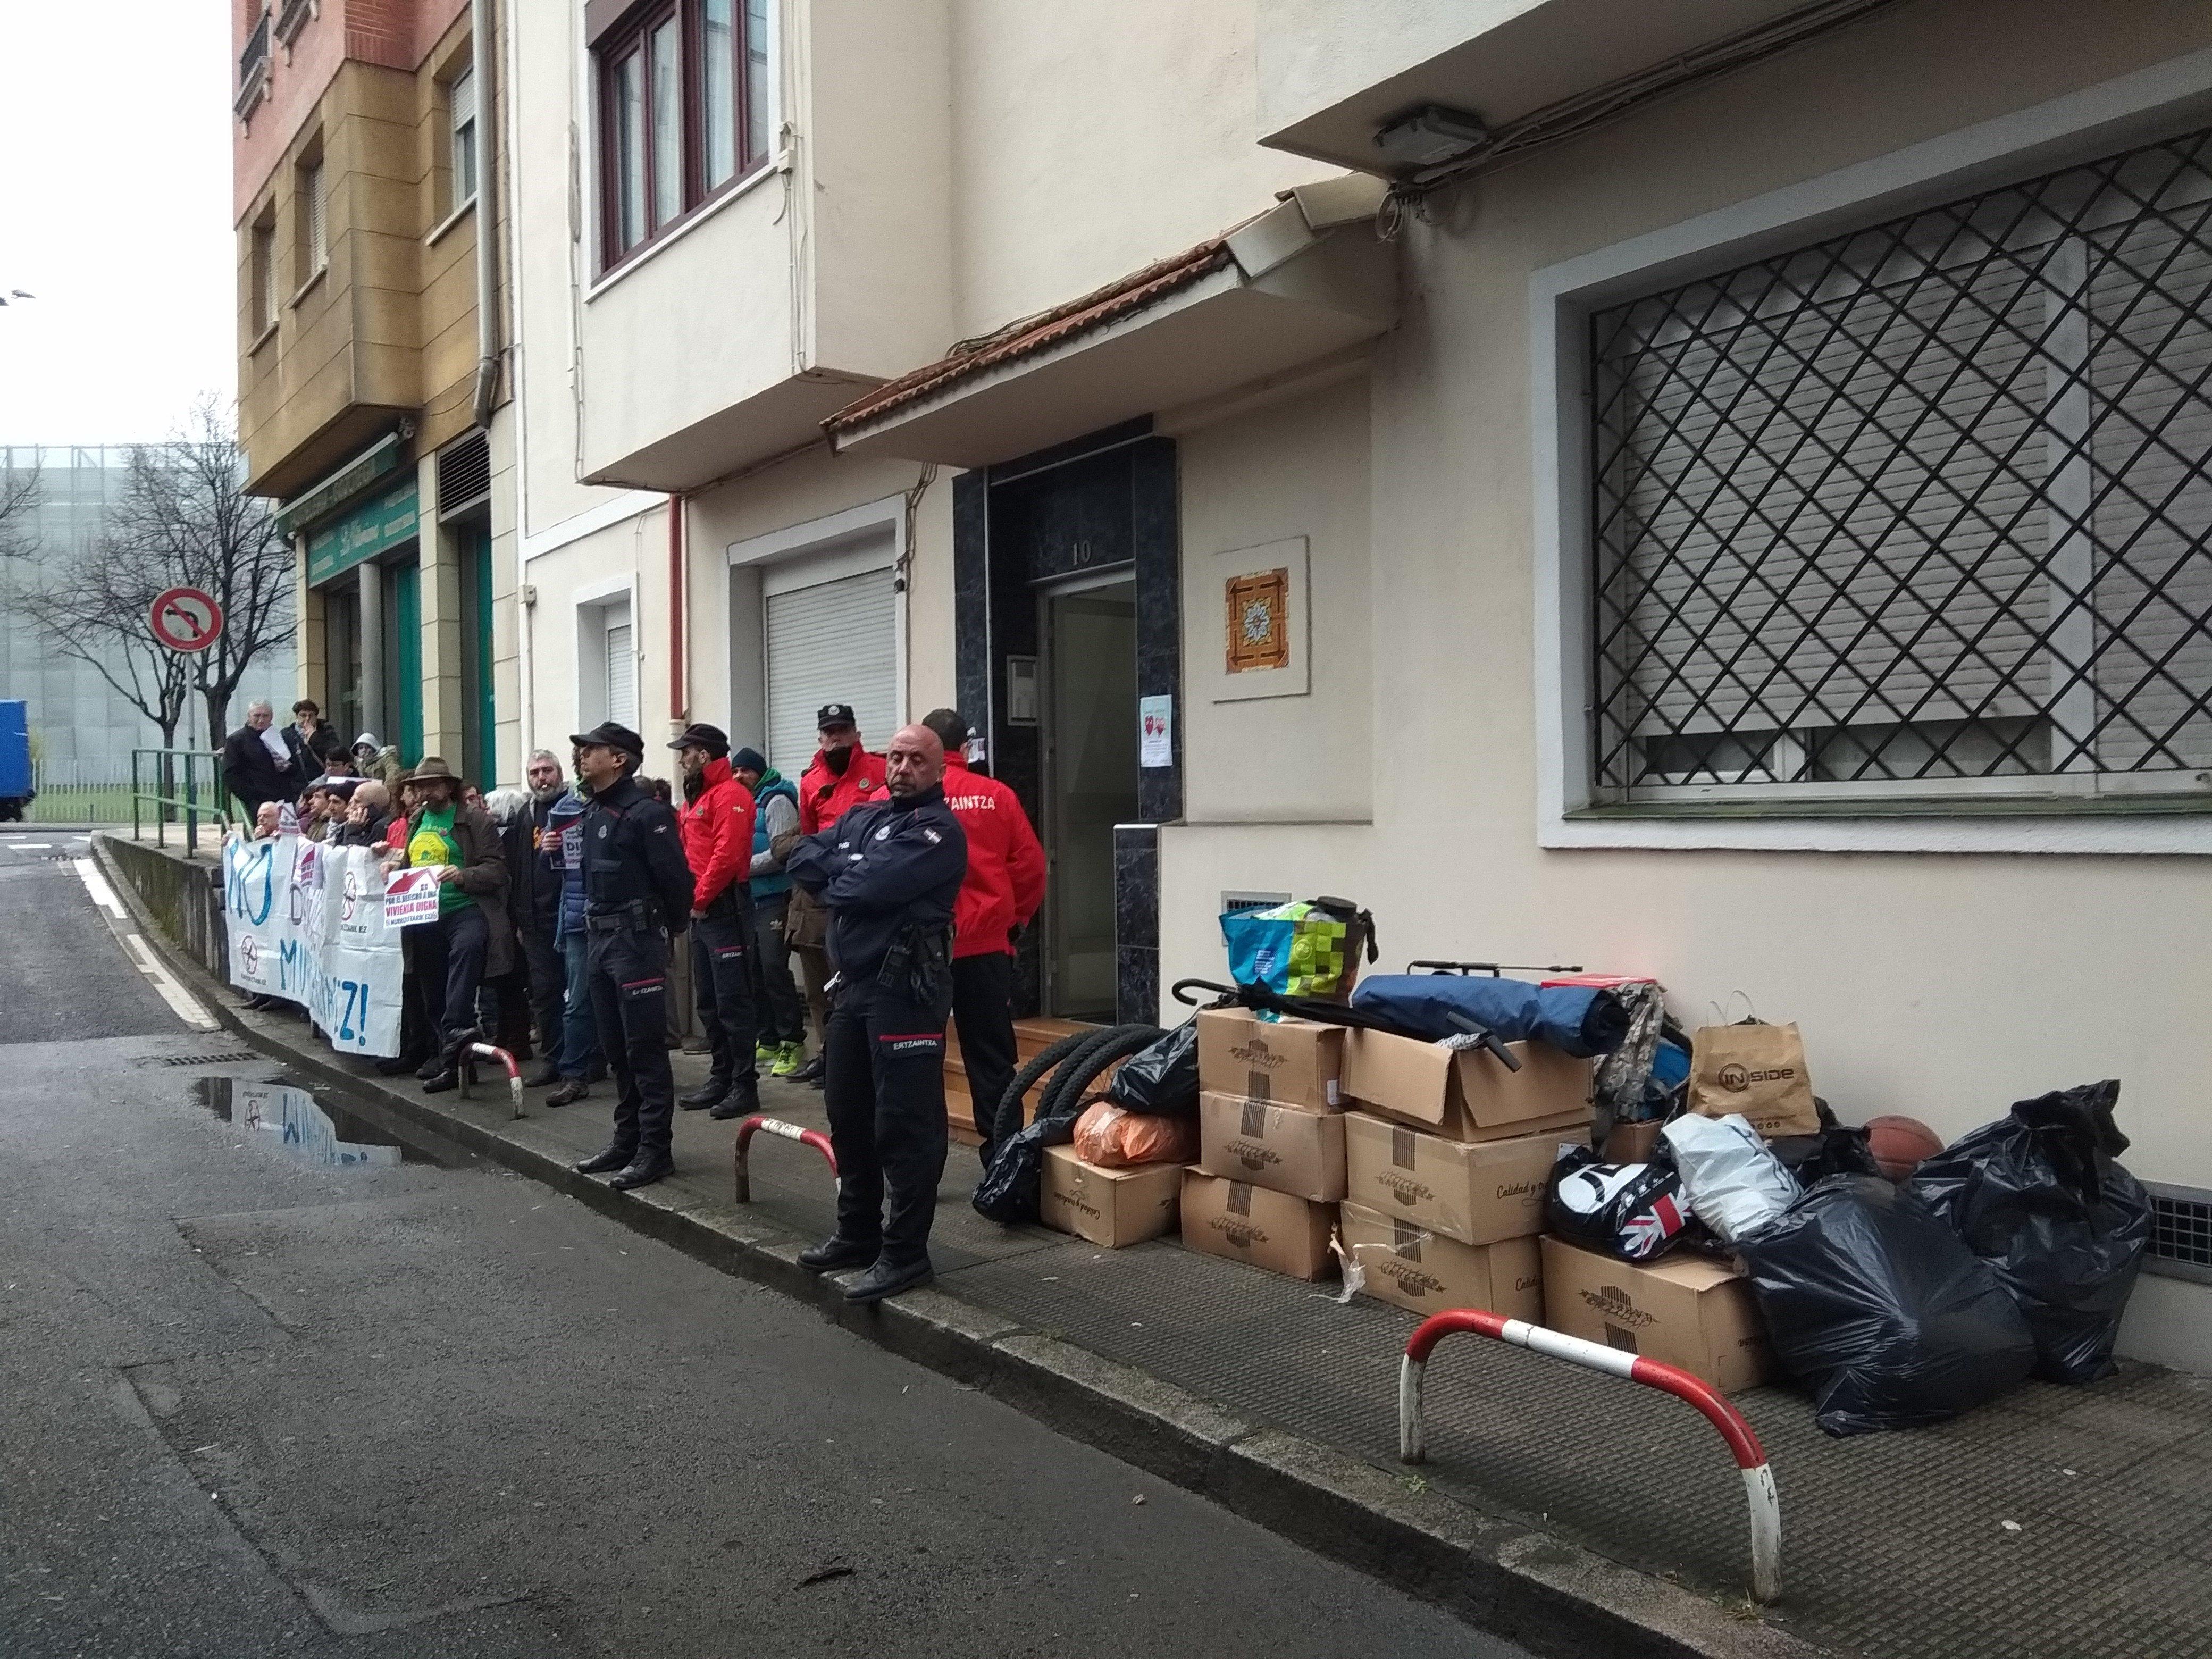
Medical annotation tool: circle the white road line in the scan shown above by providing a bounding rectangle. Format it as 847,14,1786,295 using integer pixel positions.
70,856,218,1030
71,857,126,917
122,932,219,1031
10,842,53,850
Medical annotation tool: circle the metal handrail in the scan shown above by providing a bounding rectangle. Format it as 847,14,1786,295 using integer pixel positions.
733,1115,838,1203
1400,1308,1783,1604
131,749,231,857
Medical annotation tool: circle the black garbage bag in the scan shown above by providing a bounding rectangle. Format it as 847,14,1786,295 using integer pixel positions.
1103,1021,1200,1117
1545,1146,1693,1262
1910,1080,2151,1384
971,1110,1078,1225
1736,1176,2035,1437
1768,1124,1881,1186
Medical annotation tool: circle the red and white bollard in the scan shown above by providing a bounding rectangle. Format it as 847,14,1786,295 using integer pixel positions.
1399,1308,1782,1605
457,1043,524,1120
733,1115,838,1203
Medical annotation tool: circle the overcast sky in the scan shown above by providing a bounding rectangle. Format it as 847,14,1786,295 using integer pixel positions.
0,1,235,446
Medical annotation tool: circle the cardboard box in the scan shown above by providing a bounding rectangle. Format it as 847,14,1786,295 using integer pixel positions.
1196,1091,1346,1202
1179,1171,1336,1281
1342,1111,1581,1246
1342,1027,1591,1143
1602,1118,1664,1166
1039,1146,1182,1247
1195,1009,1344,1110
1339,1203,1544,1321
1540,1235,1773,1394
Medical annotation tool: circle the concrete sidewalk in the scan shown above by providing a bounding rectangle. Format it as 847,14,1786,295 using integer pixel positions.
97,835,2212,1659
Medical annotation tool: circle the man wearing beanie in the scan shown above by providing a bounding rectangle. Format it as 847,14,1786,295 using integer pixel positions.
731,745,806,1076
670,722,761,1120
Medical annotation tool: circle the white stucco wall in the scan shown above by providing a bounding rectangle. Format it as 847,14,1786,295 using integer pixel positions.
1166,1,2212,1202
1176,370,1373,825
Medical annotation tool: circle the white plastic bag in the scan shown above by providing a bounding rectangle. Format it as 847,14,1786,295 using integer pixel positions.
1663,1112,1798,1242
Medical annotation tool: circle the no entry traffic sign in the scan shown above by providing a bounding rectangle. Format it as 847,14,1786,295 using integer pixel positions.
150,586,224,653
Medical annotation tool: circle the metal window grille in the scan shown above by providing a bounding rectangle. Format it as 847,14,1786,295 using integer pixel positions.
2145,1182,2212,1286
1589,125,2212,799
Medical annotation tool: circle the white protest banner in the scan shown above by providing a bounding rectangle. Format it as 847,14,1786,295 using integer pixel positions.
222,835,406,1058
383,866,443,928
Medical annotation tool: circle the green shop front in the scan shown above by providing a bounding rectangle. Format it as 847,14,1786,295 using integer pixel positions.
289,433,497,784
303,465,425,769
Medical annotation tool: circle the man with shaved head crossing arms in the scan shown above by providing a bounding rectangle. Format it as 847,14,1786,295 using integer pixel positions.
786,723,968,1302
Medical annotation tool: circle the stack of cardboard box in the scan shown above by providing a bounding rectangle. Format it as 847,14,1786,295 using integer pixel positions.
1183,1009,1347,1279
1334,1026,1591,1318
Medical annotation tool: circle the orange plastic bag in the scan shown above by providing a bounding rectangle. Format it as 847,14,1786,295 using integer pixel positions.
1071,1100,1196,1169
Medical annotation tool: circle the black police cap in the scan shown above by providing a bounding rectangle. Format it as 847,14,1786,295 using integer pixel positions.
815,703,858,732
568,721,645,758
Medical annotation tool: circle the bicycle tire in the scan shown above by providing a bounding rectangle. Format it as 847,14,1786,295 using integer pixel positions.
989,1028,1097,1150
1037,1024,1162,1130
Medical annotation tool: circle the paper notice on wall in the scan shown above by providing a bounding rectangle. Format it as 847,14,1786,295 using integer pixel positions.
382,866,443,927
1139,694,1173,768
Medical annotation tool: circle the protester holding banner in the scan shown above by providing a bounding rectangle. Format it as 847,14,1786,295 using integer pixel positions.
394,757,513,1095
335,781,393,845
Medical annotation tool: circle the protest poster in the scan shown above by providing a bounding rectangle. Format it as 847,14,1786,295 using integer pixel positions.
221,835,405,1058
382,866,443,927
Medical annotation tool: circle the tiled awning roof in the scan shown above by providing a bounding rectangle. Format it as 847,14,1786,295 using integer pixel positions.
824,237,1237,437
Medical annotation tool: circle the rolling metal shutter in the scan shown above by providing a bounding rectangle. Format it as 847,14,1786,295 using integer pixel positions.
604,613,635,731
764,567,895,776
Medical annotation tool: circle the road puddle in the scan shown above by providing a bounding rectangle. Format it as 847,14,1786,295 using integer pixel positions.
191,1075,449,1167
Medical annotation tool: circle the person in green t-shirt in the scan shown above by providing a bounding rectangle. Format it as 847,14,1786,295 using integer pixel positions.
397,756,513,1093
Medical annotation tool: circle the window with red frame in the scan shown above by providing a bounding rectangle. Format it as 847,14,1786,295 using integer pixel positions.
596,0,769,269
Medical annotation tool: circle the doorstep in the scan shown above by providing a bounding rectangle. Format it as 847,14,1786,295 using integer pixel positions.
96,835,2212,1659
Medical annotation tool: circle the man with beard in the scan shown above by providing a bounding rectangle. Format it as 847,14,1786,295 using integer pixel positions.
668,723,761,1121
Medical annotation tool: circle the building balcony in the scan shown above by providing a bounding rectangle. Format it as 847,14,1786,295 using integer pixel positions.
274,0,314,49
1256,0,1888,176
236,9,272,124
573,0,951,492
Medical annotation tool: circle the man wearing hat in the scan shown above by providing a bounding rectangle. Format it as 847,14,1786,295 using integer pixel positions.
786,704,888,1083
393,756,513,1093
669,722,761,1120
567,721,698,1190
919,708,1045,1166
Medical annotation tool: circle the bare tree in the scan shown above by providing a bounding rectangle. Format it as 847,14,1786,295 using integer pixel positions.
13,401,294,750
0,451,37,560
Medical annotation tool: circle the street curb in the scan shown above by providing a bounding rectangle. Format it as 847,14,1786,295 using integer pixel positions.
94,833,1828,1659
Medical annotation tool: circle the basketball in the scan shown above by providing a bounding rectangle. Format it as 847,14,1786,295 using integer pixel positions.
1865,1115,1946,1180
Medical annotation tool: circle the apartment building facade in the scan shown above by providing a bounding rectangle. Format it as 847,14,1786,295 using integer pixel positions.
500,0,2211,1365
232,0,515,781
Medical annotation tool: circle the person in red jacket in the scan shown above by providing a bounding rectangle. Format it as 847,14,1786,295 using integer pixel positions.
669,722,761,1120
921,709,1044,1164
786,703,889,1083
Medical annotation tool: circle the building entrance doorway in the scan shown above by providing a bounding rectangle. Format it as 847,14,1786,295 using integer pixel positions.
1040,574,1137,1019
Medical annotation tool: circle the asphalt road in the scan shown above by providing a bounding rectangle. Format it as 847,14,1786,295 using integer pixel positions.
0,830,1522,1658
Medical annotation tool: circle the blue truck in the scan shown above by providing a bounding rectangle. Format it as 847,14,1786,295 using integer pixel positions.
0,700,32,821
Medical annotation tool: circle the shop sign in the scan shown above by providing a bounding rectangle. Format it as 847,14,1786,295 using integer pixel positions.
306,475,418,586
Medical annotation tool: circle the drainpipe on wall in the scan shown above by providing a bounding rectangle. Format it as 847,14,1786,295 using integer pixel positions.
468,0,500,430
668,493,687,731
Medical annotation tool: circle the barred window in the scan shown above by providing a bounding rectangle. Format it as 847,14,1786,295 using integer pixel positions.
1589,127,2212,802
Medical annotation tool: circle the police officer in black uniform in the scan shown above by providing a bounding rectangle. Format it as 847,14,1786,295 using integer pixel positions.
786,722,967,1302
567,722,697,1192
